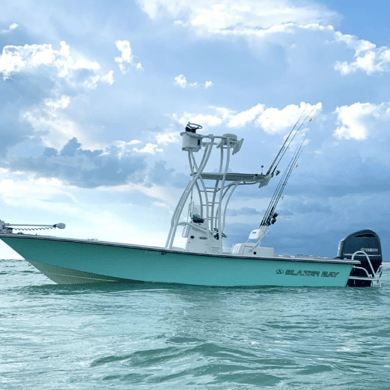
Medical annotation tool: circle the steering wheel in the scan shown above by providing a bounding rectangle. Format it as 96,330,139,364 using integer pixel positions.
186,122,203,132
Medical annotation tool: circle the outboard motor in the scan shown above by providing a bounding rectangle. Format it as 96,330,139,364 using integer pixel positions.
337,229,382,287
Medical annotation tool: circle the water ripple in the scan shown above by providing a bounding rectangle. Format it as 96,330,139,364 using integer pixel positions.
1,259,390,389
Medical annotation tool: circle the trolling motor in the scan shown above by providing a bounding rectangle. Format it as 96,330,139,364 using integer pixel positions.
0,220,66,234
337,229,383,287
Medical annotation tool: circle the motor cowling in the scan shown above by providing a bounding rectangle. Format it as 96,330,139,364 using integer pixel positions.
337,229,382,287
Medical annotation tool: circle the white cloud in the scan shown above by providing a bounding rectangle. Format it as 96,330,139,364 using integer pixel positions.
172,102,322,132
153,201,172,212
21,95,103,150
171,22,390,84
174,74,187,87
214,21,299,39
334,32,376,55
0,175,160,246
204,80,213,89
101,70,115,85
334,32,390,75
112,140,142,158
0,41,113,87
227,104,265,128
0,177,75,209
22,95,77,149
1,23,18,33
173,74,213,89
137,0,389,78
136,0,338,33
333,102,390,140
133,143,163,154
0,43,57,79
0,41,116,152
213,106,234,120
156,131,180,145
115,40,143,74
208,20,390,78
256,102,322,134
106,182,178,207
171,112,224,127
9,23,18,30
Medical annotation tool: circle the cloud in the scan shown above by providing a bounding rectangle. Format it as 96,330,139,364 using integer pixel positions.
0,176,76,212
227,207,259,217
153,201,172,212
101,70,115,85
4,137,148,188
20,95,104,150
1,23,18,33
133,143,163,154
171,102,322,132
115,40,143,74
209,23,383,81
333,102,390,140
173,74,213,89
136,0,338,33
0,132,189,191
155,131,180,145
0,41,116,155
171,112,224,128
227,104,265,128
173,74,187,88
256,102,322,134
334,32,390,75
136,0,390,80
147,161,188,188
113,140,142,157
0,41,113,87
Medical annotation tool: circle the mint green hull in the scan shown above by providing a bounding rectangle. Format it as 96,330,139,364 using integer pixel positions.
1,236,353,287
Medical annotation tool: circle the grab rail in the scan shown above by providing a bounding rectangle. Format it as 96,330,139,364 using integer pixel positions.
348,250,382,287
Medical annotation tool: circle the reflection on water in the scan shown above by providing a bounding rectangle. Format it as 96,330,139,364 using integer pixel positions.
1,258,390,389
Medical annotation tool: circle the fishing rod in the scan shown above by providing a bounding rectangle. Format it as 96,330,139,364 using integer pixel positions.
260,133,307,227
266,110,313,176
265,111,304,175
261,134,306,227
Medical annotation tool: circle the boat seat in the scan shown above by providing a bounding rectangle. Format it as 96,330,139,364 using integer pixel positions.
192,214,204,223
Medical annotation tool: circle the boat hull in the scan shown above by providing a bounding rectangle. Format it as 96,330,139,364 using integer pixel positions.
1,235,354,287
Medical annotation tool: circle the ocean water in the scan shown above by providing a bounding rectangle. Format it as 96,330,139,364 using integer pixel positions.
1,259,390,390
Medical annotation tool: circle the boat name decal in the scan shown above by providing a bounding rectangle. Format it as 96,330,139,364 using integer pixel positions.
276,269,340,277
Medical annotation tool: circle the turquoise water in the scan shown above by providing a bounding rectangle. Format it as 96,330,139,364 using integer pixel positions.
1,259,390,389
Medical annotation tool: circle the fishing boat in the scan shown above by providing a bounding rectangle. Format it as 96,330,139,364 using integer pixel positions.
0,121,383,287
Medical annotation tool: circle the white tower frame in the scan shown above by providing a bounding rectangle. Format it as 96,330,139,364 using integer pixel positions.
165,129,272,254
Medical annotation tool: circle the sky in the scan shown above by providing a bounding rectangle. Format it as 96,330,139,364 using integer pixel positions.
0,0,390,259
